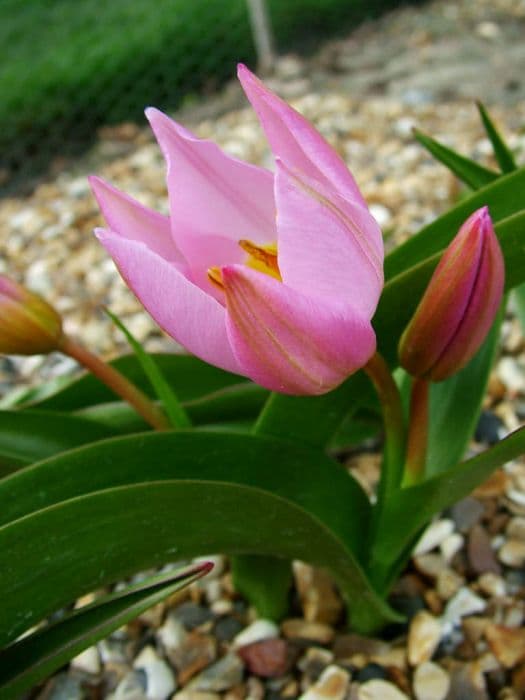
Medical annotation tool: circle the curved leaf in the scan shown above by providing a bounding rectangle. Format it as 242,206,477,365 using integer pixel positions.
0,431,399,643
0,563,210,699
385,166,525,279
0,410,116,465
26,354,250,411
372,425,525,579
476,102,517,173
413,128,498,189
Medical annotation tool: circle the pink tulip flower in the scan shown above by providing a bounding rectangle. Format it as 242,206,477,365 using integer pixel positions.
399,206,504,382
90,65,384,395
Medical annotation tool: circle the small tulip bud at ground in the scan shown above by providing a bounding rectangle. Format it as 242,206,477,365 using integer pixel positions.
399,206,504,382
0,275,63,355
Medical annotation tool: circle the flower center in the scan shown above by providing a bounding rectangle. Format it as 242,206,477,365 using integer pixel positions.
207,240,281,290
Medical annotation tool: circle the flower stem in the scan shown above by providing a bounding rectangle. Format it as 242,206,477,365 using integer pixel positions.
402,376,430,486
363,352,406,498
59,336,170,431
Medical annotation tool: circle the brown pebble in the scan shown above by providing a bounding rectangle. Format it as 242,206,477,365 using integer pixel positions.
467,524,501,575
473,470,509,498
462,617,491,645
511,663,525,696
333,633,390,659
293,562,343,625
485,624,525,668
423,589,443,615
237,638,292,678
168,632,217,686
281,619,334,644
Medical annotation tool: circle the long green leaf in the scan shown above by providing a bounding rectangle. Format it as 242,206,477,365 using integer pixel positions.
476,102,517,173
0,563,210,699
74,383,267,431
254,372,375,448
24,354,250,411
0,431,399,643
106,309,191,428
372,425,525,578
385,166,525,280
0,410,116,465
513,282,525,331
413,128,498,189
425,309,502,476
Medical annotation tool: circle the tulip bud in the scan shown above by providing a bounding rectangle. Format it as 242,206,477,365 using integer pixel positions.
0,276,63,355
399,207,504,382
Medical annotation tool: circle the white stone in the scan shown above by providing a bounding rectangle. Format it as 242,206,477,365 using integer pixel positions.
440,533,464,562
299,665,350,699
157,613,187,650
414,519,455,556
358,679,409,700
369,203,392,229
70,645,101,674
442,588,486,632
232,618,279,648
408,611,442,665
413,661,450,700
133,646,176,700
478,572,506,597
498,539,525,568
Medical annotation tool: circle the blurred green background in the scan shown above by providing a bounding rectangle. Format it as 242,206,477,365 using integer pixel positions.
0,0,421,194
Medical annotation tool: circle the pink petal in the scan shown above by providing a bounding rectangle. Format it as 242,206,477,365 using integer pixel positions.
89,176,184,265
275,161,383,318
222,265,376,395
145,108,276,270
237,63,366,207
96,229,242,375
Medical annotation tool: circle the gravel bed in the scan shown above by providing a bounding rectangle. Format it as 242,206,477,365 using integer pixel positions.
1,0,524,697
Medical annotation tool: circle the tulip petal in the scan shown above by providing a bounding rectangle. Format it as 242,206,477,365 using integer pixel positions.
238,63,366,207
222,265,375,395
89,176,183,265
96,229,242,375
275,161,383,317
145,108,276,264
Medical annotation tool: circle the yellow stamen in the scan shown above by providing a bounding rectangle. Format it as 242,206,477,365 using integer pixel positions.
239,240,281,280
207,266,224,290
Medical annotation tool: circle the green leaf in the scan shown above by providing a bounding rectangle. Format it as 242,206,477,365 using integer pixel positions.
28,354,250,411
106,309,191,428
0,563,210,699
385,166,525,280
254,372,375,448
512,282,525,332
425,309,502,476
413,128,499,189
0,375,71,410
476,102,517,173
376,210,525,365
373,425,525,573
231,555,293,620
0,410,115,466
0,431,399,643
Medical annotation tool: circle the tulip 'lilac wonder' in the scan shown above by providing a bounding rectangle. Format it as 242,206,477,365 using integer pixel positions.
399,206,504,382
90,65,384,395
